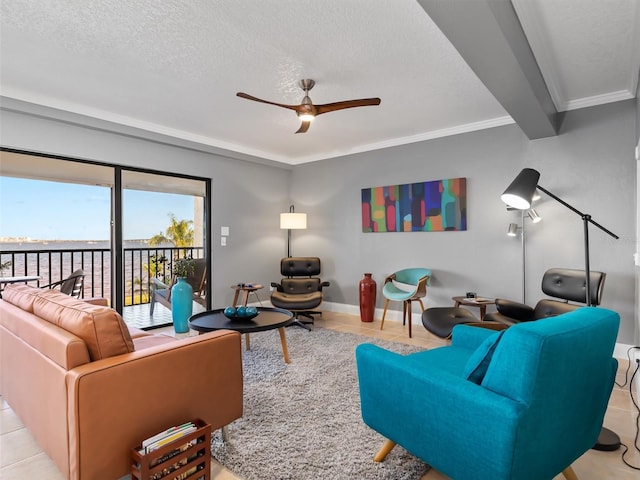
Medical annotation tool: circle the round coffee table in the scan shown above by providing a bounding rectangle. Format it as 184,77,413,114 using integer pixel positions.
189,307,294,363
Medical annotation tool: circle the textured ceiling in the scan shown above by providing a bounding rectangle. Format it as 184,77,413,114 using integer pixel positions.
1,0,638,165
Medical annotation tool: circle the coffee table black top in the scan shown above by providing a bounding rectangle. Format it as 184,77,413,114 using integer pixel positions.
189,307,294,334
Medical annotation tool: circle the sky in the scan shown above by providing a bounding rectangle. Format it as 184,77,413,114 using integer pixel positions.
0,177,195,241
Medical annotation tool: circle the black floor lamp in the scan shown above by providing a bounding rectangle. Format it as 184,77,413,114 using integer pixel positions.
501,167,621,451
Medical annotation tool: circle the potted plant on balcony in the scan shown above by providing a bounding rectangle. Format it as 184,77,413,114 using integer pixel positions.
172,256,195,279
170,256,196,333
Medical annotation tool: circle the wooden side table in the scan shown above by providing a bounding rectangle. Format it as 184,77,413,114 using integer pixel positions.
231,283,264,306
230,283,265,351
452,296,495,320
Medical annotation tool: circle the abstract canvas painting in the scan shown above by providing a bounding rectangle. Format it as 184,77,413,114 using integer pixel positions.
361,177,467,232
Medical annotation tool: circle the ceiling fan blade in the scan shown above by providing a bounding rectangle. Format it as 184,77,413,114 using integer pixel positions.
236,92,300,111
295,120,311,134
315,98,381,116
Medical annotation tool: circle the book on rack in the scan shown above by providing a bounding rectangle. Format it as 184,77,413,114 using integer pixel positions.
141,422,197,454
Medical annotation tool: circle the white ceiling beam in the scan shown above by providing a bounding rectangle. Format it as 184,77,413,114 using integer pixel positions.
417,0,559,139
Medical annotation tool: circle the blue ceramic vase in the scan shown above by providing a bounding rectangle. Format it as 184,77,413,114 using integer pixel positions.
171,277,193,333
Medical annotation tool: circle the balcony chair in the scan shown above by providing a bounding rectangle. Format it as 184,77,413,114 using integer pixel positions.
356,307,620,480
484,268,606,326
41,268,85,298
379,268,431,338
270,257,330,331
150,258,207,315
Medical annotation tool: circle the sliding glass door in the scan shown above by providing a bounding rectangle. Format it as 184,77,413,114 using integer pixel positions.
121,170,207,311
0,149,211,319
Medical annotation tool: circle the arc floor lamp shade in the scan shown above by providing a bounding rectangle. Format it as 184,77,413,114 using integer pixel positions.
501,168,540,209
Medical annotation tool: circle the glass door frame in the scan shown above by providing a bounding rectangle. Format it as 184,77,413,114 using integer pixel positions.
0,147,212,314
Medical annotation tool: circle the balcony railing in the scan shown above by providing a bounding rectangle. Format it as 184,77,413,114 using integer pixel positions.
0,246,205,305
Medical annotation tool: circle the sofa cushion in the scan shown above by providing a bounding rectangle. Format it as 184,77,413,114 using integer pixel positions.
463,330,504,384
2,284,41,312
31,289,134,361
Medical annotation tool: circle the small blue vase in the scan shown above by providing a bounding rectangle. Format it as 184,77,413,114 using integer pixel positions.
171,277,193,333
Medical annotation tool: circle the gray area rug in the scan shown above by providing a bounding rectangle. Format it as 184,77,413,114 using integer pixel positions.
211,326,430,480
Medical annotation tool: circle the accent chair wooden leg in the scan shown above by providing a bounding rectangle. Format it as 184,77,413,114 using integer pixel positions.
374,439,397,462
417,298,425,311
380,299,390,330
562,466,579,480
402,301,407,326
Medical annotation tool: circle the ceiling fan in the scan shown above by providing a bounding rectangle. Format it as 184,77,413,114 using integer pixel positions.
236,79,381,134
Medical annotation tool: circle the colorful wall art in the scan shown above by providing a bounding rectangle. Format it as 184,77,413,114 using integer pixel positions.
361,177,467,232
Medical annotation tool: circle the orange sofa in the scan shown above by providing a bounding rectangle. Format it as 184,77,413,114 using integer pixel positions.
0,285,243,480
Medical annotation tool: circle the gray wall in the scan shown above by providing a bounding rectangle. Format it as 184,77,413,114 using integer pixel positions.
290,100,638,345
0,108,292,308
1,99,637,345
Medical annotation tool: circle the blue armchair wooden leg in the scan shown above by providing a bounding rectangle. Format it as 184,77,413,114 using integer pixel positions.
374,439,397,462
562,466,578,480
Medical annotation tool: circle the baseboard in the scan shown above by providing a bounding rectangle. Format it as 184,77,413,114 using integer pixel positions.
321,301,424,324
322,301,635,361
613,343,638,361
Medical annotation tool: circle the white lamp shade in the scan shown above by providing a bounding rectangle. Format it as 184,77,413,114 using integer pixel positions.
280,212,307,229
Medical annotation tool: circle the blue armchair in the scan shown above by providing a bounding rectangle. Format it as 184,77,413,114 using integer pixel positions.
356,307,619,480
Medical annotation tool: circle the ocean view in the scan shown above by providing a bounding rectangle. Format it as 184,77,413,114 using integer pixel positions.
0,239,150,251
0,240,204,301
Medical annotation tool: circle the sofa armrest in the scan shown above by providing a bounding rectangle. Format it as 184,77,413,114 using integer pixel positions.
65,330,243,480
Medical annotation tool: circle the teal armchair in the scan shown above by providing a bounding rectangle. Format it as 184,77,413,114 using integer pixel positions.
379,267,432,337
356,307,619,480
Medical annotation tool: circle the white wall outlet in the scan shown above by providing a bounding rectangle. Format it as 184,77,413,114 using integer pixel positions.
221,226,229,236
221,237,227,246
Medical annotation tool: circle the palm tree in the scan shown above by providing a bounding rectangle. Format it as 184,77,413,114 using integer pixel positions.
149,214,194,259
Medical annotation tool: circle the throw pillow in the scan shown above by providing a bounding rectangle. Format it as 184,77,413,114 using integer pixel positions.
463,330,505,384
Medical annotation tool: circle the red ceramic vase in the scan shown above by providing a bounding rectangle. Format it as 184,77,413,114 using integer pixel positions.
359,273,377,322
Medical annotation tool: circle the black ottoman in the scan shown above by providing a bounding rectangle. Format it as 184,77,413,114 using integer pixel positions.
422,307,478,339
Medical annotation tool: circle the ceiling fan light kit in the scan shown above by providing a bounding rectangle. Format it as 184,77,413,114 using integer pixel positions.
236,79,381,134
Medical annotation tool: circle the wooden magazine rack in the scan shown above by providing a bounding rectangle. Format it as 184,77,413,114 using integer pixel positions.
131,419,211,480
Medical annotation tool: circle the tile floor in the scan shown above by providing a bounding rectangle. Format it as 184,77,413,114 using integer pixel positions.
121,302,207,331
1,311,638,479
